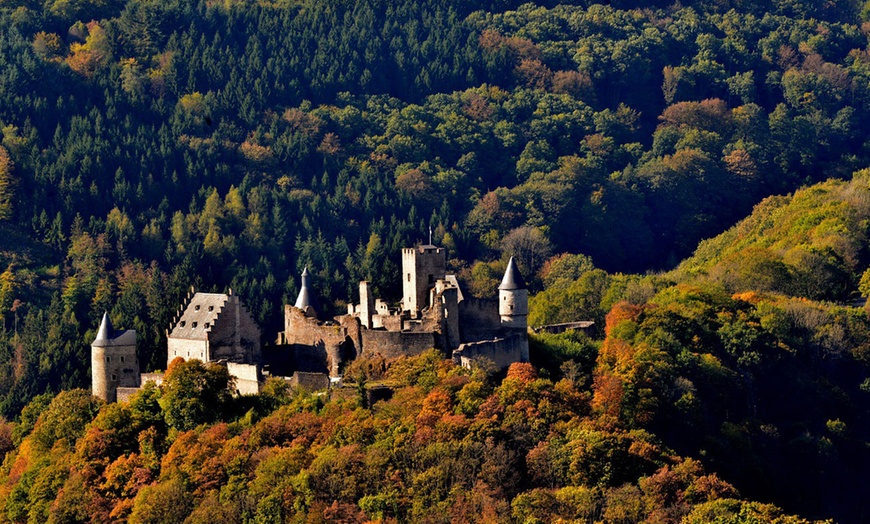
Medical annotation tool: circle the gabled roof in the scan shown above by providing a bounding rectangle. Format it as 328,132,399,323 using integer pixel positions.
169,293,228,340
499,256,526,290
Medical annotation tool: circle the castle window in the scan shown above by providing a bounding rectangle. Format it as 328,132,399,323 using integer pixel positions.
192,322,198,328
195,305,200,311
180,321,186,327
120,356,125,363
111,374,117,381
106,356,110,363
208,305,214,311
204,322,210,328
407,273,411,282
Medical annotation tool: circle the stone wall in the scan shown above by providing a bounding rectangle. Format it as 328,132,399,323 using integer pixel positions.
141,373,164,386
226,362,261,395
458,297,501,342
452,331,529,371
289,371,330,391
116,387,141,403
284,306,362,376
167,337,208,363
209,296,262,364
360,330,436,359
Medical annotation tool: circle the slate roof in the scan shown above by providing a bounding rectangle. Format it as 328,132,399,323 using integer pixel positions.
499,257,526,290
294,267,313,309
169,293,228,340
92,312,137,347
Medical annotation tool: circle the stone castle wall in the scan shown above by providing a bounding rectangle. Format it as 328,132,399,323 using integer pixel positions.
360,330,437,359
289,372,330,391
458,297,501,342
452,331,529,371
226,362,261,395
284,306,362,376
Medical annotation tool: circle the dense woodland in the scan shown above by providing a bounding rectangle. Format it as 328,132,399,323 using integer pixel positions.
1,0,870,521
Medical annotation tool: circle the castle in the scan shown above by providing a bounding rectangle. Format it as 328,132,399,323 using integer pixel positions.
91,244,530,402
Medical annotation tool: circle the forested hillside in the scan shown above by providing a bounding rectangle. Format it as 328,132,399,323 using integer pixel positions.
1,0,870,521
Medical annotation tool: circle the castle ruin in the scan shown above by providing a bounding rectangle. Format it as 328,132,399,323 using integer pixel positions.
92,244,530,401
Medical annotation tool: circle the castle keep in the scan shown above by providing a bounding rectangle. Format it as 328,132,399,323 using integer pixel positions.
92,244,530,401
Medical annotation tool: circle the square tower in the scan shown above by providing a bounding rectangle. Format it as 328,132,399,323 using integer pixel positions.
402,245,446,316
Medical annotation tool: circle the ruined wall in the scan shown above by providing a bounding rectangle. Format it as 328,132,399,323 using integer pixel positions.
452,331,529,371
116,387,141,403
360,330,436,359
141,373,164,386
289,372,330,391
227,362,261,395
284,306,362,376
458,298,501,342
378,314,403,332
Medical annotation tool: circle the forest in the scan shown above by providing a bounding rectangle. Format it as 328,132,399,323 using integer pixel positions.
1,0,870,521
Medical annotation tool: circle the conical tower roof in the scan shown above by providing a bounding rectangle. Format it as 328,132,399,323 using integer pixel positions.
92,312,114,347
294,266,313,309
499,257,526,290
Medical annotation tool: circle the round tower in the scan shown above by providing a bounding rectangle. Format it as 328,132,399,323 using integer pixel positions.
91,312,139,403
499,257,528,329
91,312,112,402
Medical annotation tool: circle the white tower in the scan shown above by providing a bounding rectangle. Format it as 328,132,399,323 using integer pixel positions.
499,257,528,329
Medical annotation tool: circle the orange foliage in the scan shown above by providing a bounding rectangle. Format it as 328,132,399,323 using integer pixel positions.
604,302,644,337
591,372,624,418
166,356,185,372
505,362,538,382
416,388,453,443
249,408,324,448
731,291,763,304
659,99,731,133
